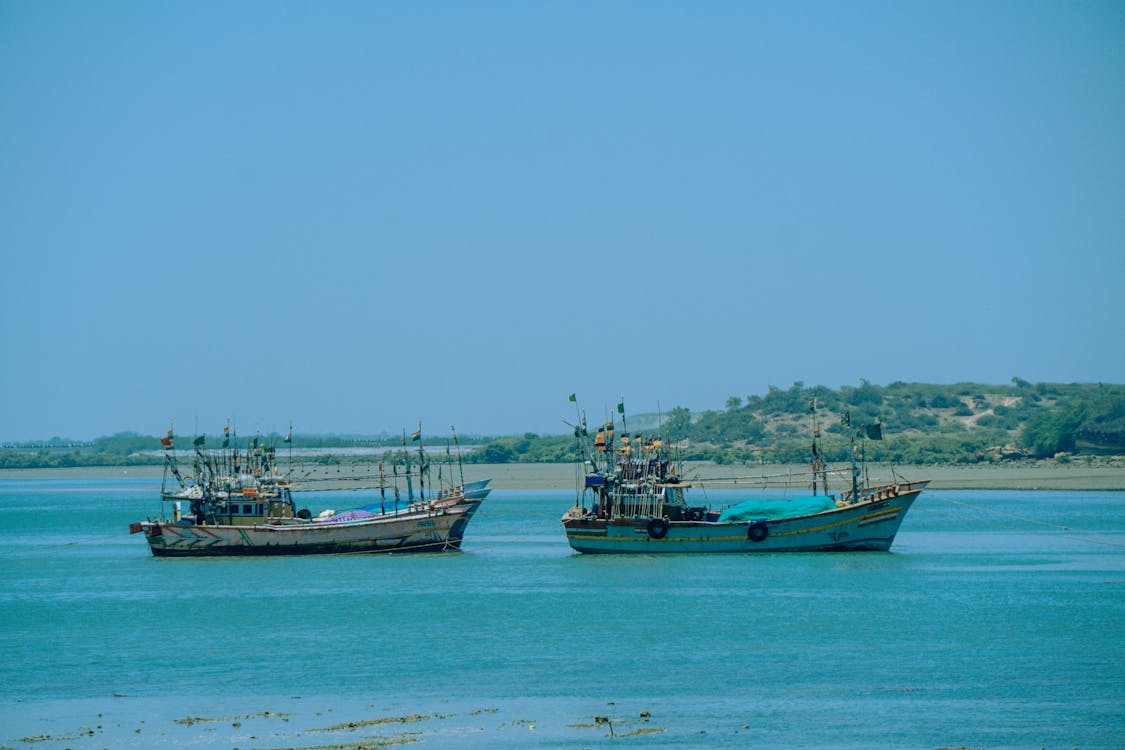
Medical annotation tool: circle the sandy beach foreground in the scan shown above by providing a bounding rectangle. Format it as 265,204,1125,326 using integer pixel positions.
2,460,1123,490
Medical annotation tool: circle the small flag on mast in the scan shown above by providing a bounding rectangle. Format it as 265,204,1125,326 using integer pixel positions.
411,429,421,442
193,435,205,447
568,393,577,402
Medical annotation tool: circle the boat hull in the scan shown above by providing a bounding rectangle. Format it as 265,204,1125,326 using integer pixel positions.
562,484,924,554
141,501,482,557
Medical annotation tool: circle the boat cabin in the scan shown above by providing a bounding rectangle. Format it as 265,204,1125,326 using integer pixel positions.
189,491,296,526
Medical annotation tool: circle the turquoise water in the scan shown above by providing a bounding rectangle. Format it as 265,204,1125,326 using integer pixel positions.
1,477,1123,748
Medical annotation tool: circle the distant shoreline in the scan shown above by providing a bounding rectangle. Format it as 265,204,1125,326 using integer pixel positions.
1,461,1123,491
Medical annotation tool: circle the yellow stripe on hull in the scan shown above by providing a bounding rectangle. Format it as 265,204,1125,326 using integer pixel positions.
563,489,922,554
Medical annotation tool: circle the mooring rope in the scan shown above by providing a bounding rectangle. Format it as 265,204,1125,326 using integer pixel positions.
919,495,1125,549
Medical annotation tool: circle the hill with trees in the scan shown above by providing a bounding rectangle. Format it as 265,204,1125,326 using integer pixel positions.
460,380,1125,466
2,380,1122,469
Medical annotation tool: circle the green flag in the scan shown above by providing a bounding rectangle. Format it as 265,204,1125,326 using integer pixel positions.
617,402,625,414
568,393,577,402
193,435,205,447
865,423,883,440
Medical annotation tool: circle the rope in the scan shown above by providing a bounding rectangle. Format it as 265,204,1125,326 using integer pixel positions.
933,494,1078,532
0,541,82,556
919,496,1125,549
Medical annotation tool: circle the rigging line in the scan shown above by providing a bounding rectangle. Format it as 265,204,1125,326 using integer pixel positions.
0,541,83,556
929,494,1103,533
692,469,851,483
913,506,1042,532
911,507,1125,549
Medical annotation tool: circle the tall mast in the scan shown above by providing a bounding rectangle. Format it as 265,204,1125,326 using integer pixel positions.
160,424,176,495
451,424,465,488
378,461,386,501
568,394,596,472
416,422,425,501
618,397,627,441
810,398,819,495
402,428,413,502
849,429,861,501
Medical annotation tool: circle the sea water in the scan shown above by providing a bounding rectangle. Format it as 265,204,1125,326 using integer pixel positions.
0,477,1122,748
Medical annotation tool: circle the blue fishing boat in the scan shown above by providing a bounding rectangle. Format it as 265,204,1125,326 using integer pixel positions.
560,399,926,554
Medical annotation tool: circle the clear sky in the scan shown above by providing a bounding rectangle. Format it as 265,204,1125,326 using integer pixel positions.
2,1,1123,441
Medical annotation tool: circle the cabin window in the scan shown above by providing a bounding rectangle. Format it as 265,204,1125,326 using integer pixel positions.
243,504,253,515
256,504,263,515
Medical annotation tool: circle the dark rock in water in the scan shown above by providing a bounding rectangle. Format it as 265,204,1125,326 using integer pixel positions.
594,716,615,737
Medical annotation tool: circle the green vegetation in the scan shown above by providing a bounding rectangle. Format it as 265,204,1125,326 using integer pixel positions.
461,434,574,464
0,431,487,470
462,379,1125,466
3,382,1123,469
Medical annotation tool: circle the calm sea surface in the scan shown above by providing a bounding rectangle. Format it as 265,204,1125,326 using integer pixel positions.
1,477,1122,749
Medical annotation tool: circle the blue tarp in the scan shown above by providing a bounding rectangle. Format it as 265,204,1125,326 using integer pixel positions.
360,500,410,514
717,495,837,522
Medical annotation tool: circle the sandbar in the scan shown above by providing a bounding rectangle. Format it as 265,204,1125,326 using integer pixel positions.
1,461,1122,490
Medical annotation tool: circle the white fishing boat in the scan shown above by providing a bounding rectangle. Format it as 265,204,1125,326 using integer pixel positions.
131,425,490,556
132,485,487,557
560,399,926,554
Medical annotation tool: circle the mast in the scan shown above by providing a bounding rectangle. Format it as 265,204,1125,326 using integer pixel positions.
569,417,585,507
160,426,174,497
402,428,414,502
416,422,426,501
451,424,465,488
221,421,230,478
809,398,819,495
849,431,861,501
840,408,859,500
568,394,597,473
618,397,627,444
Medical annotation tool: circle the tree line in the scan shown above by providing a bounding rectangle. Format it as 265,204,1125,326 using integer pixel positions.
459,380,1125,465
3,381,1122,469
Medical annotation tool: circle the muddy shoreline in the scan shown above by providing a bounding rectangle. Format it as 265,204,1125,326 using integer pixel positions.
1,461,1122,490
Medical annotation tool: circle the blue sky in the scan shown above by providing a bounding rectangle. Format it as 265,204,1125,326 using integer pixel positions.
2,1,1123,441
